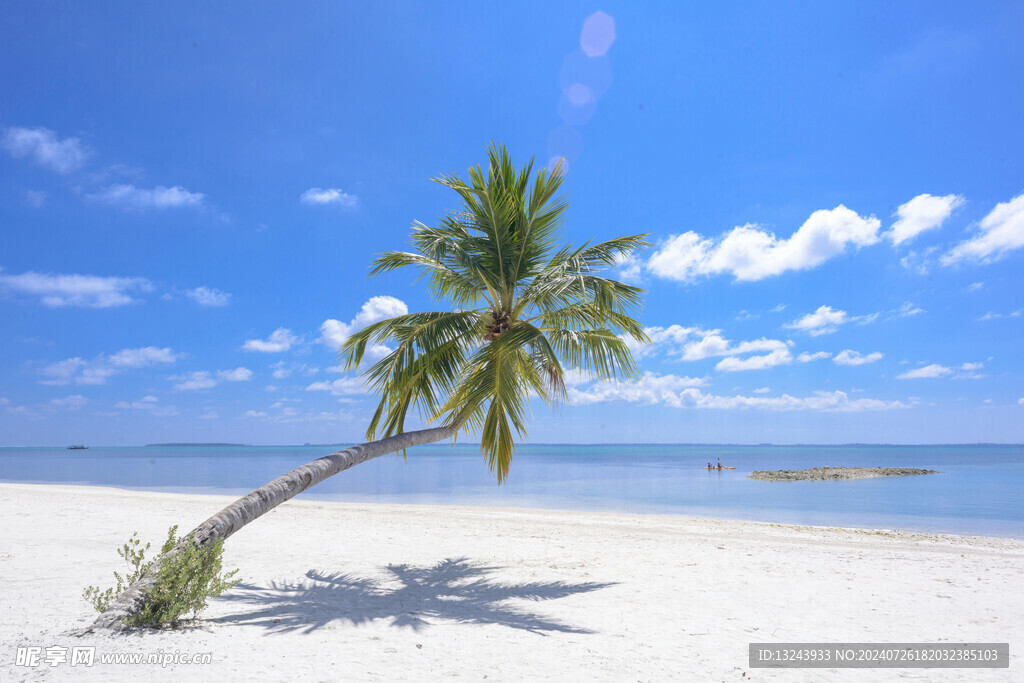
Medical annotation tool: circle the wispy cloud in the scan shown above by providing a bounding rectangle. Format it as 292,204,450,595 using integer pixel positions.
897,363,952,379
569,376,906,412
86,184,205,210
833,350,884,366
185,286,231,307
218,367,253,381
943,193,1024,265
171,367,252,391
108,346,183,368
784,305,877,336
888,193,963,245
243,328,300,353
977,309,1023,321
114,395,179,416
306,377,370,396
715,348,792,372
49,394,88,409
797,351,831,363
567,372,708,407
0,269,153,308
300,187,358,207
38,346,181,386
895,362,983,380
2,126,89,173
646,206,880,282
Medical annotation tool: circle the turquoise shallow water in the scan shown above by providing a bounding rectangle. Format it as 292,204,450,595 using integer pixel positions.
1,443,1022,538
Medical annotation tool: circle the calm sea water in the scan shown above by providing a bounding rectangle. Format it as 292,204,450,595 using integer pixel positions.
1,444,1022,538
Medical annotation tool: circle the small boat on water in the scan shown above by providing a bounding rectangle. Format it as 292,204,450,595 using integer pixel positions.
67,445,89,450
703,464,735,470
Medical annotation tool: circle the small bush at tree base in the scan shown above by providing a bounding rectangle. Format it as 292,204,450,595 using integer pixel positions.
84,525,241,629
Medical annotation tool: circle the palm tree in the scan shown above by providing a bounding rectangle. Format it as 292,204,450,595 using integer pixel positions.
91,144,649,630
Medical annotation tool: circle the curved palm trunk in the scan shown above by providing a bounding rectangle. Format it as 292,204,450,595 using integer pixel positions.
89,424,457,631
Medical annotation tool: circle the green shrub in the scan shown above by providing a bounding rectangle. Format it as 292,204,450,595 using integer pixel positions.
84,525,241,628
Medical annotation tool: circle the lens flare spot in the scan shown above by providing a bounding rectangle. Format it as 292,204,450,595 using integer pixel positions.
580,12,616,57
566,83,593,107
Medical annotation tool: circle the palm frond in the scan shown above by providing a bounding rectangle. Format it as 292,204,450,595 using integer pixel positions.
340,143,649,482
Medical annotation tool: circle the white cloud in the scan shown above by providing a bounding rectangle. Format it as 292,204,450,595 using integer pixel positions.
977,309,1022,321
1019,398,1024,406
217,367,253,381
753,387,771,394
646,206,881,282
171,371,218,391
107,346,182,368
245,410,268,418
833,350,884,366
569,379,906,412
619,325,706,358
26,190,46,207
38,346,180,385
87,184,205,210
612,252,643,282
943,193,1024,265
306,378,370,396
715,348,793,372
319,296,408,357
172,367,252,390
681,333,788,362
797,351,832,363
243,328,299,353
897,364,952,379
888,193,963,245
955,362,986,379
115,395,160,409
185,286,231,307
300,187,358,207
629,325,793,372
49,394,88,409
967,282,984,292
785,306,849,336
784,305,879,336
0,398,9,406
0,270,153,308
2,126,89,173
899,246,940,275
567,372,708,408
270,361,318,379
894,302,925,318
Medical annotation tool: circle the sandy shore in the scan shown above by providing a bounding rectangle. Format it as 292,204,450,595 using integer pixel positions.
1,483,1021,682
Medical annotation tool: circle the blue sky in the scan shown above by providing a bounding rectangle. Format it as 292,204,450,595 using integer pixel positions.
1,1,1022,446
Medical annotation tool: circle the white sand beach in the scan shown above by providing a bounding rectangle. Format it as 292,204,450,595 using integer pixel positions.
1,482,1021,682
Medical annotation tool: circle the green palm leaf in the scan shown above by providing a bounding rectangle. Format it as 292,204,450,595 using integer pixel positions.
339,143,650,482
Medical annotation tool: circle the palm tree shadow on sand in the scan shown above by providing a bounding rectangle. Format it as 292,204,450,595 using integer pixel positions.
212,557,616,635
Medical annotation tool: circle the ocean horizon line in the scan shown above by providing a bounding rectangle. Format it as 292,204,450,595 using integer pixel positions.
3,441,1023,449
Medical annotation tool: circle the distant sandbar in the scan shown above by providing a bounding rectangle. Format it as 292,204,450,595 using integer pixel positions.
749,466,940,481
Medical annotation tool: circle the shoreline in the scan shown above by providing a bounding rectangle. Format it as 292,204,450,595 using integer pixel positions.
2,482,1023,681
2,479,1021,542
